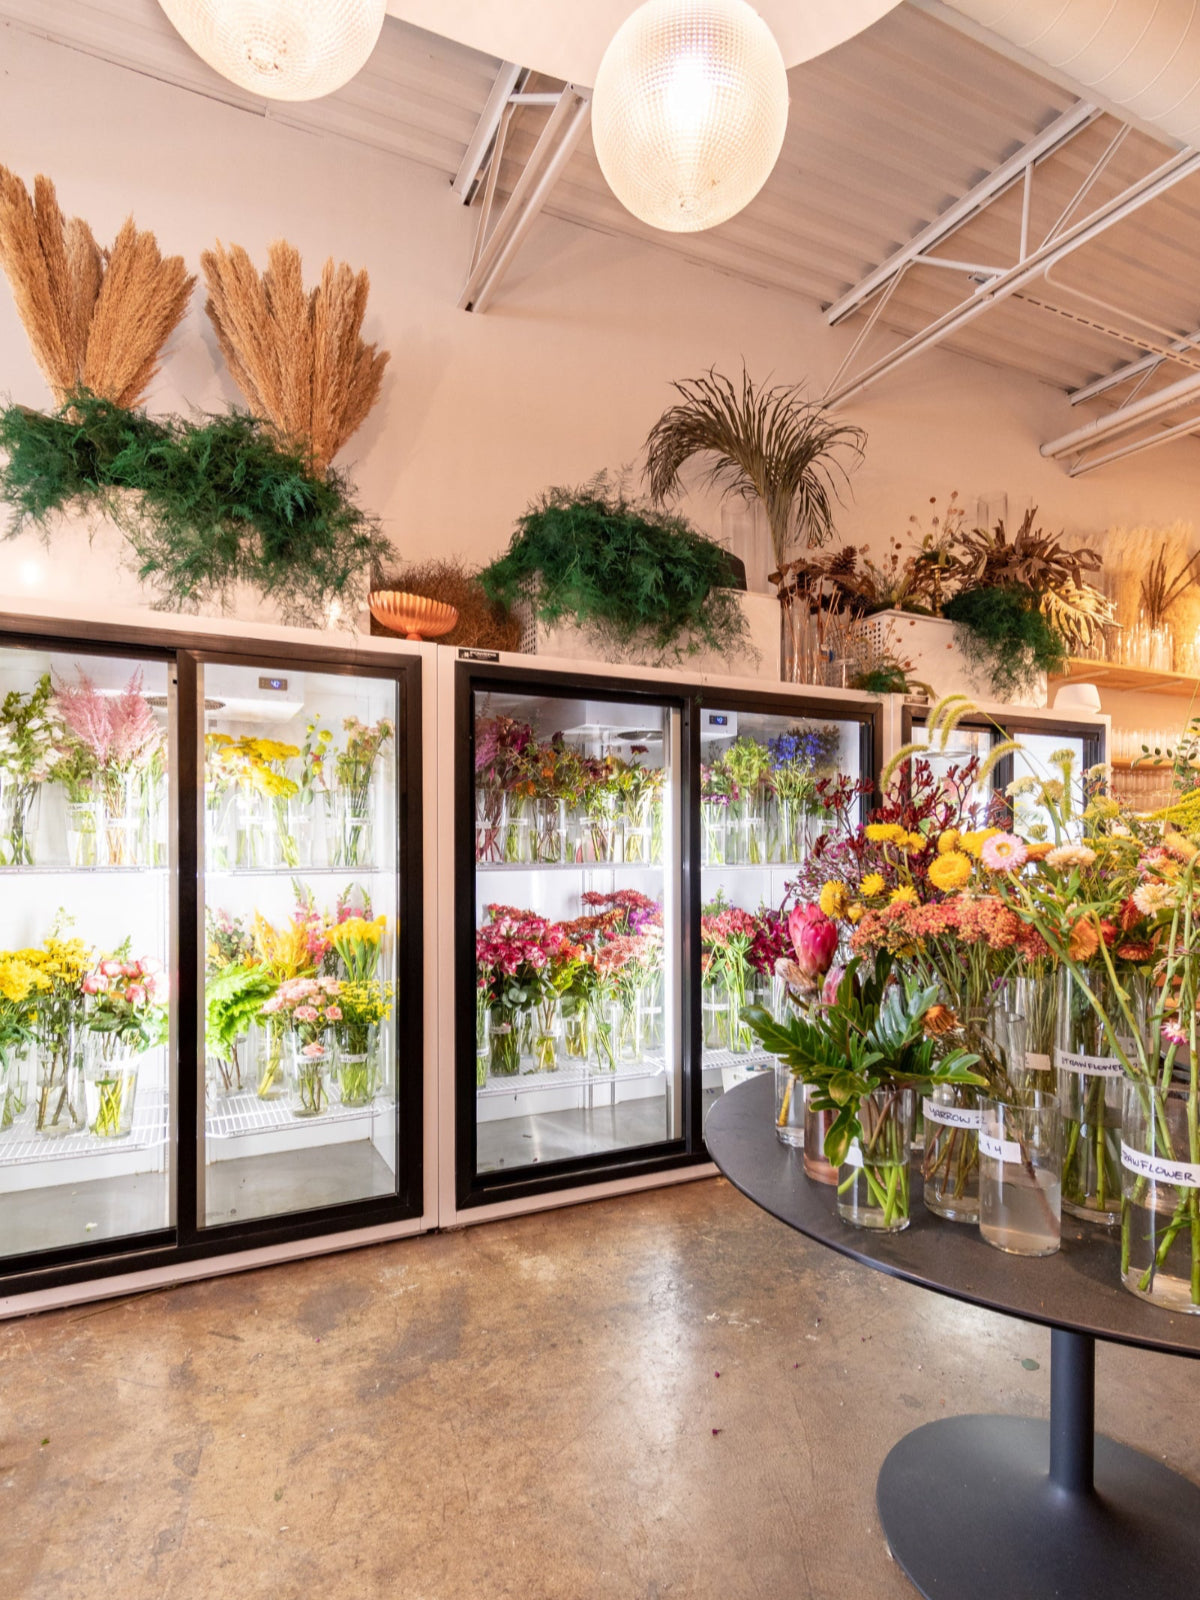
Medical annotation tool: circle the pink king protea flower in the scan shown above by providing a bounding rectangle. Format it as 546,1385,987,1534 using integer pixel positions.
787,904,839,983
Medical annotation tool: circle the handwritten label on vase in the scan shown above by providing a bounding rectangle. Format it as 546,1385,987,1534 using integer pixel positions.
979,1131,1023,1165
1120,1143,1200,1189
1054,1049,1123,1080
843,1144,864,1169
1025,1052,1052,1073
923,1098,982,1130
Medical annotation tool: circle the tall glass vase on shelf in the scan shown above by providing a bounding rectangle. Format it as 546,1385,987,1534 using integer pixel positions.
0,781,40,868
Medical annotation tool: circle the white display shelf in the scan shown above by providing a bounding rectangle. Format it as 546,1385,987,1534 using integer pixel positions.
702,1047,774,1071
477,1053,668,1098
205,1088,393,1139
0,864,169,876
474,860,663,873
204,864,393,878
0,1088,169,1166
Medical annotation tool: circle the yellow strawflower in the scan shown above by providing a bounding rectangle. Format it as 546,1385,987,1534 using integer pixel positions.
928,850,971,892
904,832,928,854
865,823,906,844
937,828,961,855
848,903,864,924
859,873,885,898
819,881,849,919
889,885,919,906
960,828,1000,859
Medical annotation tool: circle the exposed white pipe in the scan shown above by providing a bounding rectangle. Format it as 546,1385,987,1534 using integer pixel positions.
944,2,1200,149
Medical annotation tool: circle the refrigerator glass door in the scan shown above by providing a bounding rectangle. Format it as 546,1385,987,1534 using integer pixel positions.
698,705,866,1115
198,661,402,1226
471,687,682,1179
1007,730,1091,839
0,643,174,1261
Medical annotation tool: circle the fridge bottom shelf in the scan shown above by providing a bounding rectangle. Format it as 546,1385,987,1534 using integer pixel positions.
0,1090,169,1166
205,1089,396,1139
478,1055,668,1098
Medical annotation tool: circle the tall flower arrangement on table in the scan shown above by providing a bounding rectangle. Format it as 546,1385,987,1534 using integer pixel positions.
54,670,164,866
332,715,393,868
0,674,63,865
80,948,167,1137
0,953,46,1130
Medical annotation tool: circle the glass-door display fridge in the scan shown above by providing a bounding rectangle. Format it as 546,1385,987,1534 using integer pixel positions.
456,664,692,1207
695,692,879,1119
0,620,425,1302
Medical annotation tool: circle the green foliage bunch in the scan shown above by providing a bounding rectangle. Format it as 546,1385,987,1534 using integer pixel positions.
0,392,390,623
205,965,278,1064
941,585,1068,699
745,951,984,1168
478,476,749,662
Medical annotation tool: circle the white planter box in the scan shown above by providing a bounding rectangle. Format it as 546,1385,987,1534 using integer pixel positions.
853,610,1047,709
522,592,782,681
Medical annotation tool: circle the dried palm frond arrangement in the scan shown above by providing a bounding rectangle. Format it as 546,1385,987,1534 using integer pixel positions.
643,366,866,566
0,164,193,406
369,557,521,652
202,239,388,475
0,172,391,624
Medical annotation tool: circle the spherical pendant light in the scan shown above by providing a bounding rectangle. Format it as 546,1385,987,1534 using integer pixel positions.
156,0,386,101
592,0,789,233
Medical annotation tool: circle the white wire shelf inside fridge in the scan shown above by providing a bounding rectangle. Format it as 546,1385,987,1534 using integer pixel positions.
0,865,170,876
204,865,393,878
205,1090,393,1139
474,860,663,874
0,1089,169,1166
477,1054,668,1098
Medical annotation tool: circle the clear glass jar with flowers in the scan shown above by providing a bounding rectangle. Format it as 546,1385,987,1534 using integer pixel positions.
723,737,772,866
0,674,63,866
206,735,302,869
701,895,758,1055
327,909,392,1104
82,950,167,1137
476,907,552,1077
249,913,319,1099
262,976,343,1118
332,716,393,869
474,714,535,864
21,928,91,1137
204,959,276,1099
0,952,46,1132
609,749,664,865
699,764,731,868
766,724,839,864
54,670,163,867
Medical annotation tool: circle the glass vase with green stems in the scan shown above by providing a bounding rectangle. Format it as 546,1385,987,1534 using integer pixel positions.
334,980,392,1104
205,965,278,1097
333,715,392,868
770,763,815,864
744,950,985,1228
1055,962,1128,1223
609,752,663,865
712,931,755,1055
722,737,771,866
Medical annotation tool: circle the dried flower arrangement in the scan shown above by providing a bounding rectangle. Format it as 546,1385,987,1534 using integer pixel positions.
0,165,193,406
201,240,388,475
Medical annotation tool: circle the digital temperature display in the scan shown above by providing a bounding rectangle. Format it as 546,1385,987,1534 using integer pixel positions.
258,676,288,692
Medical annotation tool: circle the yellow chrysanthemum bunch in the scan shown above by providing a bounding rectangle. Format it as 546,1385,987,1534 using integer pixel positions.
928,850,972,892
0,954,49,1005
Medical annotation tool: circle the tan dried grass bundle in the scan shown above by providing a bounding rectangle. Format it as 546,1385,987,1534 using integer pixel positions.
202,239,388,476
370,558,521,652
0,165,193,406
1104,521,1200,636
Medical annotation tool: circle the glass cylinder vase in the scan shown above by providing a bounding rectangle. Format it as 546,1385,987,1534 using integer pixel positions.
250,1019,287,1101
979,1092,1062,1257
530,797,566,865
65,798,102,868
0,1046,28,1134
700,800,728,868
83,1035,140,1138
837,1088,914,1232
701,971,730,1054
475,789,507,865
803,1086,838,1185
774,1062,803,1148
922,1084,982,1224
488,1014,521,1077
334,1024,381,1107
1055,964,1125,1224
332,782,374,869
1120,1079,1200,1314
289,1035,332,1118
33,1022,83,1138
0,781,41,867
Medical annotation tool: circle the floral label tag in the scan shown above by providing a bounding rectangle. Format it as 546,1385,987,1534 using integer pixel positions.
979,1132,1023,1164
1025,1052,1052,1073
843,1144,864,1168
923,1098,981,1130
1054,1050,1123,1080
1120,1143,1200,1189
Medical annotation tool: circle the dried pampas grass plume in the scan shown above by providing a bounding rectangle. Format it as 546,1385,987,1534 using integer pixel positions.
202,239,388,476
0,165,194,406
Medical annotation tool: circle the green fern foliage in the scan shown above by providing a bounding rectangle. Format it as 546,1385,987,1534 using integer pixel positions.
478,476,750,661
0,392,390,623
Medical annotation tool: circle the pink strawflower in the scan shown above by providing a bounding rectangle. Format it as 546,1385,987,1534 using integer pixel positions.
980,832,1028,872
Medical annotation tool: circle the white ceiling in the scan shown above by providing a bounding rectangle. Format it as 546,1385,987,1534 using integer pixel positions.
383,1,905,86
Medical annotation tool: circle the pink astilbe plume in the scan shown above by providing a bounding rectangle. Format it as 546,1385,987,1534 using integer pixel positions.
55,670,162,769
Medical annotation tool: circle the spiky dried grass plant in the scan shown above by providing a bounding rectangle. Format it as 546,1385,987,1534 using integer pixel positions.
370,557,521,652
643,367,866,566
0,165,193,406
202,239,388,476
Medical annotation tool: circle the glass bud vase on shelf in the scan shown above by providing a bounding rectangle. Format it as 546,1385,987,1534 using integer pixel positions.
0,779,41,867
591,999,618,1073
33,1020,84,1138
1055,964,1126,1224
530,797,565,865
611,999,640,1065
701,970,730,1054
475,789,507,865
64,796,102,868
530,999,563,1073
561,995,590,1063
250,1019,287,1101
1120,1079,1200,1315
582,794,617,865
0,1046,28,1133
621,795,653,865
332,781,374,869
101,772,144,867
288,1036,332,1119
82,1034,140,1138
836,1088,914,1232
206,1037,248,1100
700,799,727,868
489,1013,521,1077
334,1023,381,1107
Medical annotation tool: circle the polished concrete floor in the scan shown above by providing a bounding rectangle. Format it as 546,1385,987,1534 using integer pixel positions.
2,1178,1197,1599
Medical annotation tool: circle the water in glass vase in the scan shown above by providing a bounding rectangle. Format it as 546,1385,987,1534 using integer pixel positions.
979,1094,1061,1257
1120,1080,1200,1314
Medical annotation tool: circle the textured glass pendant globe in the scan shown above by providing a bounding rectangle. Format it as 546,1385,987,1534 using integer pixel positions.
592,0,789,233
156,0,386,101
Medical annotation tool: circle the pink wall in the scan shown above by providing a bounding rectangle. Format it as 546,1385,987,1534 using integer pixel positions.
2,24,1200,626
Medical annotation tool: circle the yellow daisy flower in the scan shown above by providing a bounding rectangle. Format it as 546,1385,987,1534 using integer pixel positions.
960,827,1000,859
928,850,972,892
859,873,886,898
819,881,849,919
904,832,929,854
889,885,919,906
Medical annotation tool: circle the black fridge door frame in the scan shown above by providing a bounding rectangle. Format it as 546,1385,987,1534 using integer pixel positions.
455,660,699,1210
691,687,882,1155
900,704,1106,806
0,616,425,1298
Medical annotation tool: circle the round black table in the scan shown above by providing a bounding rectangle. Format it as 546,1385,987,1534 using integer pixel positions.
705,1074,1200,1600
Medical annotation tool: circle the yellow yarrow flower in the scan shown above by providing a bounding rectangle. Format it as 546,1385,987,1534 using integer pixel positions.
937,828,961,855
889,885,919,906
859,872,886,898
928,850,972,892
819,881,849,919
865,823,906,844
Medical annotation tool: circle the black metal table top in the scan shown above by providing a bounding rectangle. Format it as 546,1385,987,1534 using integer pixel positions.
705,1074,1200,1361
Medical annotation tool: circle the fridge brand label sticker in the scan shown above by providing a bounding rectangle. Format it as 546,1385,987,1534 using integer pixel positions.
1054,1050,1123,1079
979,1132,1023,1164
1025,1052,1052,1073
458,648,500,662
1120,1143,1200,1188
922,1099,981,1130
